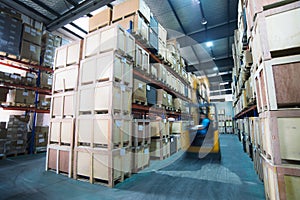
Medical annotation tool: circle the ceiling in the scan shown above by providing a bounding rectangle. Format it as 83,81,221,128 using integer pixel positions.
0,0,238,98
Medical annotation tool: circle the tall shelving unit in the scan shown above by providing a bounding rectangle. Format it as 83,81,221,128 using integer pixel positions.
0,55,52,154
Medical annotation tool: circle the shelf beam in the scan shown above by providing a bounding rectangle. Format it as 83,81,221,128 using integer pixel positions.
234,105,257,119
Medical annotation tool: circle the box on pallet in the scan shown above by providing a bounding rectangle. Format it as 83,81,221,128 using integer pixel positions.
83,24,135,60
150,138,170,160
38,94,51,108
260,110,300,165
79,82,131,115
39,72,52,88
155,63,167,83
7,88,35,105
158,23,167,45
251,3,300,67
133,79,147,104
54,40,82,69
156,89,168,107
22,23,42,46
76,114,132,149
49,118,74,145
135,44,149,72
46,144,73,177
112,0,151,23
113,13,149,42
131,145,150,173
79,51,133,87
89,7,112,32
132,119,151,147
20,40,41,63
254,55,300,113
74,146,131,187
262,157,300,200
150,120,169,137
51,91,76,117
146,84,157,105
53,65,79,93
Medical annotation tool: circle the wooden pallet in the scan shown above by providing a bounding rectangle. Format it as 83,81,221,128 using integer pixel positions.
73,146,132,187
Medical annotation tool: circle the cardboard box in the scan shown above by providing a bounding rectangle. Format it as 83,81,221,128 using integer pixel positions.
22,24,42,46
89,7,112,32
20,40,41,63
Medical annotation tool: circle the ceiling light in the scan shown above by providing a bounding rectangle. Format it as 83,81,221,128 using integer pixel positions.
220,82,229,86
206,41,213,48
213,67,218,71
201,18,207,25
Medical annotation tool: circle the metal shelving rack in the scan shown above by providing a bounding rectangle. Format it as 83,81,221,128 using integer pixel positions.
0,55,52,154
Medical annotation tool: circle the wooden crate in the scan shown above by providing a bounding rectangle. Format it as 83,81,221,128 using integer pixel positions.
262,157,300,200
132,78,147,104
113,13,149,43
260,110,300,165
155,63,167,83
171,121,189,134
150,138,170,160
254,55,300,113
49,118,75,145
250,2,300,67
158,23,167,45
50,91,76,118
79,51,133,87
89,7,112,32
78,82,131,115
156,89,168,107
170,134,181,155
52,65,79,93
135,44,149,72
46,144,73,177
82,24,128,58
54,40,82,69
150,120,169,138
252,147,264,181
112,0,150,23
73,146,131,187
75,114,132,149
132,119,151,147
131,145,150,173
249,117,261,147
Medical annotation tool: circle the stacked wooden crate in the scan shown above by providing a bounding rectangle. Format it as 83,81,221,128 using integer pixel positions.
171,121,190,151
150,120,170,160
73,24,134,187
241,1,300,199
131,119,150,173
217,109,225,134
46,40,81,177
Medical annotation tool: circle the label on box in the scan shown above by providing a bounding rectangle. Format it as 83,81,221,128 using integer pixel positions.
163,119,167,123
171,138,174,142
30,45,36,53
31,28,36,36
25,26,30,33
23,91,28,96
17,140,23,145
138,83,143,89
39,138,44,143
165,138,168,143
120,148,125,156
138,125,144,131
115,120,122,127
163,94,166,98
146,85,150,91
121,58,126,63
47,78,52,85
144,148,149,154
120,84,125,92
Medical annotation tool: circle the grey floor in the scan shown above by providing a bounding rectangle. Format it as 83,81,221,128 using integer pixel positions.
0,134,265,200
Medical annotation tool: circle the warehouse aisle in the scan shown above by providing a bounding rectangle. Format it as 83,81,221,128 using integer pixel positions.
0,134,265,200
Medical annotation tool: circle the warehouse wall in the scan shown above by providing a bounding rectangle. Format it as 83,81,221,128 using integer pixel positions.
214,102,234,118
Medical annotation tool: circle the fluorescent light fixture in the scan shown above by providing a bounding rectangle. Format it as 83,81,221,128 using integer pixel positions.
201,18,207,25
206,41,213,47
213,67,218,71
220,82,229,86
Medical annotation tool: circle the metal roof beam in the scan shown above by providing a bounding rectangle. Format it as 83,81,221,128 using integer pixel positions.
186,57,233,72
47,0,113,31
178,21,237,48
0,0,51,23
30,0,60,16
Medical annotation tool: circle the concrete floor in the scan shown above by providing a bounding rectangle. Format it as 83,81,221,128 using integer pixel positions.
0,134,265,200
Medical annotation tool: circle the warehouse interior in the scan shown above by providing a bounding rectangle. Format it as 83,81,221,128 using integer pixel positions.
0,0,299,199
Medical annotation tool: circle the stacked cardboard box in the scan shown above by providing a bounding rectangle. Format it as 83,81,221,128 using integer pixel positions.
41,32,62,68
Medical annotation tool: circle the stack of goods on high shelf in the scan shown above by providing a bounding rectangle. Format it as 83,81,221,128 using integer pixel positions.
73,24,134,187
46,40,81,178
217,109,225,134
150,119,170,160
131,118,150,173
41,32,62,68
232,1,300,199
5,115,29,156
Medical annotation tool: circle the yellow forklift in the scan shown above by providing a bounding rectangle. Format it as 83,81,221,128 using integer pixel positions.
186,77,221,160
